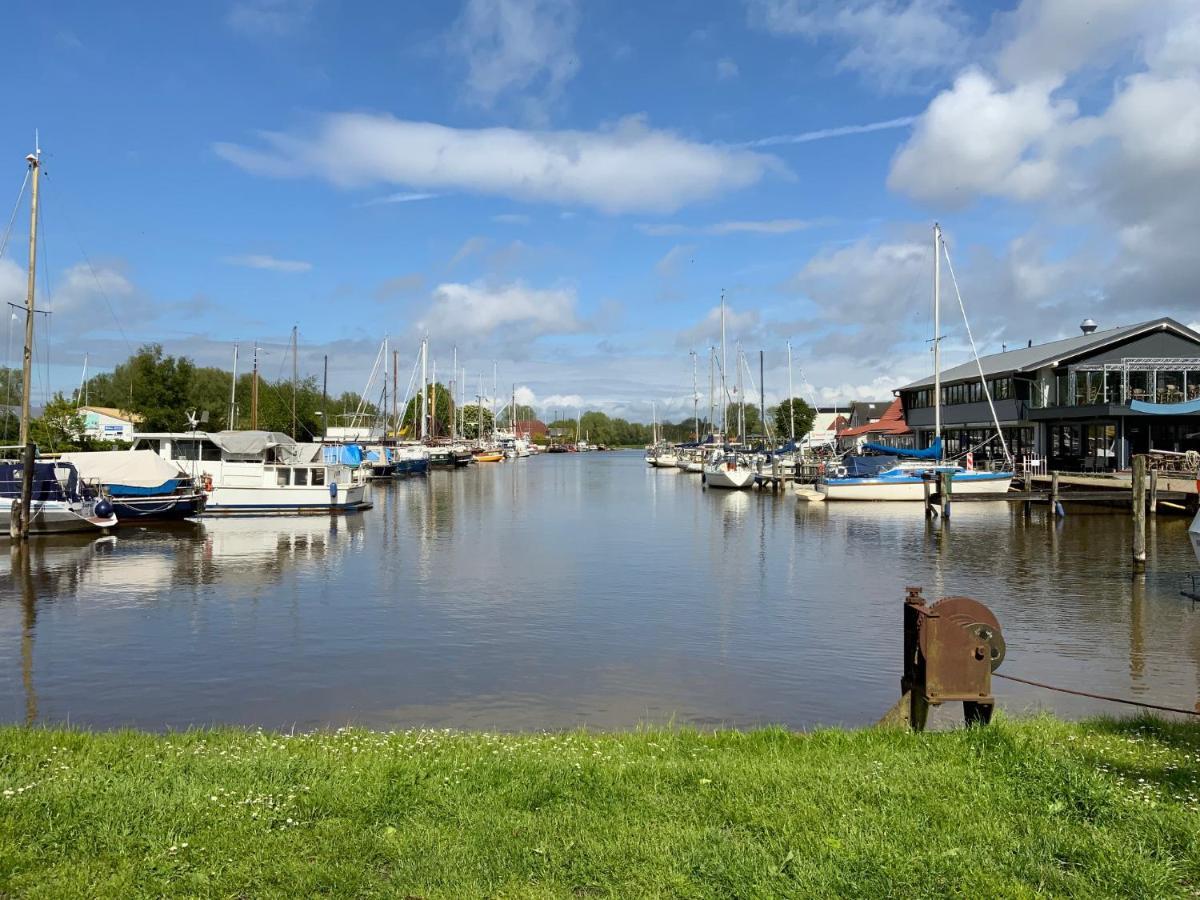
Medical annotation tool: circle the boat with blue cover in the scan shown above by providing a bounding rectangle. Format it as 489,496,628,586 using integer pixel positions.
59,449,206,520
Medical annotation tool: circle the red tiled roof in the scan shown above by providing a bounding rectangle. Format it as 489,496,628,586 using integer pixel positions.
837,397,911,438
514,419,548,437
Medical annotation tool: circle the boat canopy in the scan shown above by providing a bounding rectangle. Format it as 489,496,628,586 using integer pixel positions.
1130,397,1200,415
209,430,297,457
59,449,187,494
861,438,942,460
0,461,86,502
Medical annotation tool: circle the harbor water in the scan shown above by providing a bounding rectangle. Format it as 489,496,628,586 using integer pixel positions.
3,451,1199,730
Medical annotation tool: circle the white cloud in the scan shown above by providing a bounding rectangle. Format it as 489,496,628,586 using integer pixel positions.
223,254,313,273
226,0,316,37
716,57,739,80
888,69,1080,207
215,113,776,215
450,0,580,118
514,385,537,407
449,237,490,269
639,218,813,236
747,0,970,90
676,304,760,348
416,281,582,343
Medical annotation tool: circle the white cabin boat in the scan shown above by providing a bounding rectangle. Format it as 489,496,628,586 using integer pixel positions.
702,450,755,489
131,431,371,516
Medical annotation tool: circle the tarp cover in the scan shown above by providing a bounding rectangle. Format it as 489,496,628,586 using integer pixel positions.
862,437,942,460
209,430,296,457
59,450,187,489
322,444,364,466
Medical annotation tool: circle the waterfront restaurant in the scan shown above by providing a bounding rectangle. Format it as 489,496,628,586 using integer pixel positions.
897,317,1200,471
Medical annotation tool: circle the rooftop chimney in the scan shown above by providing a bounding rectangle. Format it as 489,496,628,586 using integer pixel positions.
1080,318,1098,334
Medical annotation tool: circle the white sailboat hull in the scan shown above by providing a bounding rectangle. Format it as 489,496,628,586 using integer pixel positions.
703,466,755,489
203,482,371,515
0,498,118,534
817,472,1013,501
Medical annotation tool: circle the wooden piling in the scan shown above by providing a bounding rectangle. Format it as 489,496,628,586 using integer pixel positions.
1148,468,1158,515
1132,454,1147,572
938,470,952,519
1050,471,1065,518
923,478,935,518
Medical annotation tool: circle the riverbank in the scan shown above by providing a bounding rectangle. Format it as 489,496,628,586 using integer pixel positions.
2,716,1198,897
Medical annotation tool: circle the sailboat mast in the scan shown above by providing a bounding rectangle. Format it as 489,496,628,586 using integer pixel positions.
228,344,238,428
431,359,437,439
392,349,398,438
691,350,699,442
77,353,89,408
322,354,328,440
787,339,795,441
736,341,744,442
759,350,766,443
382,337,389,436
291,325,298,440
17,149,39,448
251,343,259,429
451,346,457,440
719,291,727,440
419,338,428,441
933,222,942,455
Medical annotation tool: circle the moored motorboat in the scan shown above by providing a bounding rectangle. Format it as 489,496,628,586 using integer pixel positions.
58,449,206,521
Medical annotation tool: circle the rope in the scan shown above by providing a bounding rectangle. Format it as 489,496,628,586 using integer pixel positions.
0,168,29,260
995,672,1200,717
940,238,1013,468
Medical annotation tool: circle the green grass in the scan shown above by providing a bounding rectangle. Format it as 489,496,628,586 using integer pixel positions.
2,716,1199,898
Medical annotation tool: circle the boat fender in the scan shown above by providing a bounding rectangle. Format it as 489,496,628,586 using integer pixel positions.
202,473,214,492
94,498,114,519
817,462,825,474
965,451,975,471
835,465,848,478
329,481,338,499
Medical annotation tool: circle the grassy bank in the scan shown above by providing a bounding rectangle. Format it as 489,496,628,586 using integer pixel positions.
2,717,1199,897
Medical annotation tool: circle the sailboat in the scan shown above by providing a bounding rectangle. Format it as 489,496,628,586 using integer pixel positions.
702,292,754,489
3,145,118,536
817,224,1013,501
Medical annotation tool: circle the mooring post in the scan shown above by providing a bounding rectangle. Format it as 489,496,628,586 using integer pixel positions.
1149,468,1159,516
938,470,952,519
1132,454,1147,572
1050,471,1065,518
923,478,935,518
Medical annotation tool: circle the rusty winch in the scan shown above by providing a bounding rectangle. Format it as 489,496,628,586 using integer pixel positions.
882,586,1006,731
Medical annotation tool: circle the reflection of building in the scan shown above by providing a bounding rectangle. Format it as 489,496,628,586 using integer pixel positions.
79,406,140,442
898,317,1200,470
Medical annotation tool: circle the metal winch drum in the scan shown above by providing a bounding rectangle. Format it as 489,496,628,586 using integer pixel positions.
882,587,1007,731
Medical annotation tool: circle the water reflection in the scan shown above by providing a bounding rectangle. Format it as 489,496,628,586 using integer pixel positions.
1,452,1199,731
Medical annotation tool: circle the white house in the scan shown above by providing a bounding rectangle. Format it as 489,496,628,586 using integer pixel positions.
79,406,140,442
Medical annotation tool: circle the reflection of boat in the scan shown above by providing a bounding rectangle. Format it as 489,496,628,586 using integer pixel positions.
132,431,370,515
58,450,206,520
1,460,119,534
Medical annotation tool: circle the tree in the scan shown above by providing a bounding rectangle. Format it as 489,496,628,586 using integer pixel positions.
460,403,494,440
87,344,194,432
400,382,456,438
773,397,818,442
498,403,537,427
724,402,762,439
30,392,86,451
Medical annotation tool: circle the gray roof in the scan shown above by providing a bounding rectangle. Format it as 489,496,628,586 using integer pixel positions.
900,318,1200,390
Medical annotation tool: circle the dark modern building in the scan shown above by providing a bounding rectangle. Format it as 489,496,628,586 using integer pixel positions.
897,317,1200,470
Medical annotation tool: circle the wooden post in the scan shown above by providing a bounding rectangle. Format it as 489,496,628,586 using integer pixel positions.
1148,468,1159,515
938,470,952,519
1132,454,1147,572
923,477,934,518
1050,471,1064,518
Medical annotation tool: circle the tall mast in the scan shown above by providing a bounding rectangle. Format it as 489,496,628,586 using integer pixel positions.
708,348,715,439
382,337,389,437
17,148,40,448
933,222,942,455
251,342,259,429
786,339,795,441
690,350,699,442
419,338,428,441
322,354,328,440
719,290,727,440
491,361,497,441
451,346,458,440
228,344,239,429
736,341,744,442
759,349,766,443
431,359,438,439
77,353,89,408
290,325,298,440
392,349,398,438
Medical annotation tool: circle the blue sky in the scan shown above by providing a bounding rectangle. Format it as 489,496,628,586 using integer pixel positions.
2,0,1198,421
